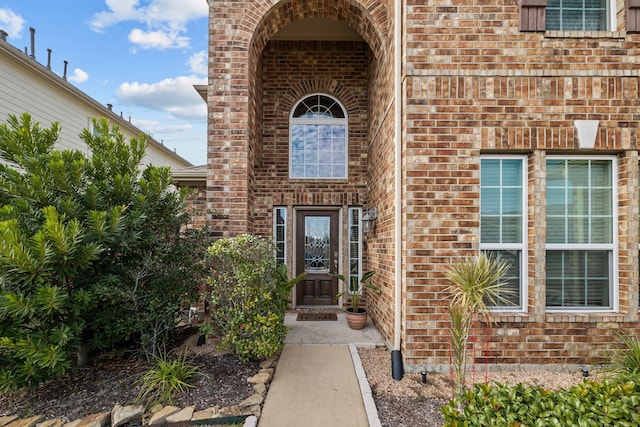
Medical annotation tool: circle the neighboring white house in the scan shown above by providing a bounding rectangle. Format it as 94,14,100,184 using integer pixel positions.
0,30,192,169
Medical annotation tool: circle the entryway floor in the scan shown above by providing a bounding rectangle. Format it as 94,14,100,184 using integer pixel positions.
259,312,385,426
284,310,385,347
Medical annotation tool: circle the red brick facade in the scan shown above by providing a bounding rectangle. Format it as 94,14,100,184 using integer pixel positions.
207,0,640,372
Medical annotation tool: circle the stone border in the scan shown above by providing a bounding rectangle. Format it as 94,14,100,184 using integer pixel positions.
0,357,277,427
349,343,382,427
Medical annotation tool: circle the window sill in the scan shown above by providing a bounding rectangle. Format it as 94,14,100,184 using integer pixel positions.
545,312,626,323
544,30,626,39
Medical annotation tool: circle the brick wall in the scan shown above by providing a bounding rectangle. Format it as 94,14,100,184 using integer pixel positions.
209,0,640,372
252,40,372,235
402,0,640,370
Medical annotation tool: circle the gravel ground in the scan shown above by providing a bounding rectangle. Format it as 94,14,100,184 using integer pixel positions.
359,346,590,427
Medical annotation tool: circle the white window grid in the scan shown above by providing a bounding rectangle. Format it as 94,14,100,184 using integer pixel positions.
545,155,618,312
480,155,528,311
289,94,348,180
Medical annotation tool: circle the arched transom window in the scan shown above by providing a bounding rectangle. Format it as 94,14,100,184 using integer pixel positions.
290,94,348,179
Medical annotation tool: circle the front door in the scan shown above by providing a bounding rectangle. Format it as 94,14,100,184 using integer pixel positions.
295,210,339,305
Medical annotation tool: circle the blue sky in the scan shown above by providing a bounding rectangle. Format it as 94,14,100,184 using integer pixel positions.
0,0,208,165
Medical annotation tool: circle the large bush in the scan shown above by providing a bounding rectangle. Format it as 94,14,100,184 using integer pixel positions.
0,114,206,391
206,234,302,363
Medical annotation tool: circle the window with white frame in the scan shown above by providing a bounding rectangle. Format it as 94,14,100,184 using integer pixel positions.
289,94,347,179
546,0,611,31
348,208,362,294
480,157,526,309
274,207,286,265
545,157,615,310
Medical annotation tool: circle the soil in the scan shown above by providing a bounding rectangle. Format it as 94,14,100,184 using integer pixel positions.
0,328,591,426
0,326,259,422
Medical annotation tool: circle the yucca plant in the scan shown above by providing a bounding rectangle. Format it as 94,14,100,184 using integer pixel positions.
136,352,201,406
607,332,640,375
444,252,510,398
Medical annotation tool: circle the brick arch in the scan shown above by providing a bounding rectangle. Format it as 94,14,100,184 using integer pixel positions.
280,79,367,120
238,0,388,61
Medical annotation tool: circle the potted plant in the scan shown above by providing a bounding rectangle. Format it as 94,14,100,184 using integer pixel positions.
197,322,214,346
333,270,380,330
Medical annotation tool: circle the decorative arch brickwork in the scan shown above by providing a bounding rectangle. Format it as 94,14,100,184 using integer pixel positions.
207,0,390,237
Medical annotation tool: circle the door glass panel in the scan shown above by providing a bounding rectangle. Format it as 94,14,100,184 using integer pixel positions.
304,216,330,273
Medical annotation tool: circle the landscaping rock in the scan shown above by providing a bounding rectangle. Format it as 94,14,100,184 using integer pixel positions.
36,419,65,427
247,372,271,384
259,368,274,377
111,404,144,427
0,417,18,427
147,407,179,425
253,382,267,395
63,420,82,427
239,394,263,408
218,406,241,417
191,407,219,421
76,413,110,427
165,406,194,423
260,357,278,370
6,416,42,427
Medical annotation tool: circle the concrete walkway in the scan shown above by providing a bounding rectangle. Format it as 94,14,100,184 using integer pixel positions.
258,312,384,427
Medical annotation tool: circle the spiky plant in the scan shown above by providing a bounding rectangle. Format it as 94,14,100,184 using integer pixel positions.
444,252,510,398
136,352,201,406
607,332,640,375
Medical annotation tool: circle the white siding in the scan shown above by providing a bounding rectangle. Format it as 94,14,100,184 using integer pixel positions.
0,42,191,169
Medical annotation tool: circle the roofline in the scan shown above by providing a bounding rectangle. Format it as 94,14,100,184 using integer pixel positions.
0,38,193,167
171,165,207,185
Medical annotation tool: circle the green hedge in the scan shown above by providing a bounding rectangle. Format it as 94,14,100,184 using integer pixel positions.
442,374,640,426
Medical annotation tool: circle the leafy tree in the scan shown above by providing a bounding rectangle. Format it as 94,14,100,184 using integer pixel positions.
0,113,206,391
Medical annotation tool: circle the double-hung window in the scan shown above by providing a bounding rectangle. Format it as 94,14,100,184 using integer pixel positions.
546,0,610,30
545,157,616,310
290,94,347,179
480,157,527,309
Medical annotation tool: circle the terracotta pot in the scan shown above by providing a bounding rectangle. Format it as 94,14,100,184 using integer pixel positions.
345,308,367,330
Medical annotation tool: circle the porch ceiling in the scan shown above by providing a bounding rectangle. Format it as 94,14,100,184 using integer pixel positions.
271,17,364,41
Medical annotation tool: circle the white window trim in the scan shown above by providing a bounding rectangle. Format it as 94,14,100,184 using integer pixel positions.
289,93,348,180
273,207,287,265
480,155,528,312
545,155,618,313
348,207,363,295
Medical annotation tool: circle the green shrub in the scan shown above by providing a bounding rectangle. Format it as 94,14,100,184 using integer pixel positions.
206,235,303,363
0,114,206,391
442,374,640,426
607,332,640,375
136,352,201,406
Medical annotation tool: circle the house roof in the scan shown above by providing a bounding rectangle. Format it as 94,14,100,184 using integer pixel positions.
171,164,207,186
0,34,193,168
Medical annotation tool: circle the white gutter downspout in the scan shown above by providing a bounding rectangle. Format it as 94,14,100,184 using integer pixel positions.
391,0,404,380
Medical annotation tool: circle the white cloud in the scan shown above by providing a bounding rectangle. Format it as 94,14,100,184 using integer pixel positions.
68,68,89,84
90,0,207,50
90,0,208,30
132,118,192,134
188,50,207,75
116,75,207,121
0,8,25,38
128,27,189,50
